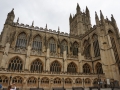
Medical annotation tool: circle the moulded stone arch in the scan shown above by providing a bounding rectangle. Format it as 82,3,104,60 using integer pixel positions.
53,77,62,84
0,75,9,86
30,59,43,73
65,78,72,84
83,63,91,73
50,60,62,72
92,33,98,41
67,62,77,73
85,78,91,84
95,62,103,74
16,30,28,38
32,34,42,40
12,76,23,86
41,77,49,84
8,56,23,72
27,76,37,86
75,78,82,84
108,30,114,37
48,36,57,42
61,39,68,44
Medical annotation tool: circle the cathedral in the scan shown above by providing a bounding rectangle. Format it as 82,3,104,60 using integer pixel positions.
0,3,120,90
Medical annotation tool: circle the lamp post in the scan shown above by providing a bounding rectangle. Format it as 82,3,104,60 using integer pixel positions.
9,76,12,85
83,79,84,88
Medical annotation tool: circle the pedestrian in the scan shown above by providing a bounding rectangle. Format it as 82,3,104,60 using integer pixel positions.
8,83,16,90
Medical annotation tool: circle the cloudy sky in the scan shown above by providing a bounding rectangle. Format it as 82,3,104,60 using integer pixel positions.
0,0,120,33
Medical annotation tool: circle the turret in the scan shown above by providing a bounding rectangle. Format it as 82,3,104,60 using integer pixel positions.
69,14,72,23
5,8,15,25
100,10,105,24
76,3,81,14
95,11,99,25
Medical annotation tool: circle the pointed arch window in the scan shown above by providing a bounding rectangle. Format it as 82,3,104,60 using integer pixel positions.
0,76,8,85
16,32,27,48
8,57,23,72
85,78,91,84
92,34,100,57
60,40,68,54
108,30,120,72
41,77,49,84
53,78,61,84
50,61,61,72
65,78,72,84
49,38,56,53
75,78,82,84
67,62,77,73
30,59,43,73
96,63,103,74
84,40,91,58
12,76,23,85
27,77,37,85
83,63,91,73
32,35,42,52
73,42,78,55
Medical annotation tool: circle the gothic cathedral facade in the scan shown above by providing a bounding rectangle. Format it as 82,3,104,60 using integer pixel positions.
0,4,120,89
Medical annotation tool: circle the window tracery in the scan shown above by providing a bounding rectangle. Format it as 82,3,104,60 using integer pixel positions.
85,78,91,84
41,77,49,84
65,78,72,84
53,78,61,84
32,35,42,52
96,62,103,74
50,61,61,72
0,76,8,85
83,63,91,73
49,38,56,53
8,57,23,72
30,59,43,73
67,62,77,73
75,78,82,84
73,42,78,55
60,40,68,54
27,77,37,85
12,76,23,85
92,34,100,57
16,32,27,48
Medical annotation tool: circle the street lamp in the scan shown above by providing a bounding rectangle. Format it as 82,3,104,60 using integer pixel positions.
83,79,84,88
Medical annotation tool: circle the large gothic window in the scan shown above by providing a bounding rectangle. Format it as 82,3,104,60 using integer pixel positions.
53,78,61,84
83,63,91,73
67,62,77,73
96,62,103,74
73,42,79,55
108,30,120,72
49,38,56,53
92,34,100,57
32,35,42,52
60,40,68,54
27,77,37,86
75,78,82,84
0,76,8,86
30,59,43,73
41,77,49,84
65,78,72,84
12,76,23,86
16,32,27,48
50,61,61,72
8,57,23,72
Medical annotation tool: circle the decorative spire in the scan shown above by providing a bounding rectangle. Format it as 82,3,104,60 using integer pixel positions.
86,6,90,17
32,21,34,26
100,10,104,20
111,14,115,22
46,24,47,29
95,11,99,25
17,17,19,23
76,3,80,13
58,26,60,31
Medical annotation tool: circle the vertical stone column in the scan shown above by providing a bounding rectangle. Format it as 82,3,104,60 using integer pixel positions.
25,46,31,71
46,48,50,71
1,43,10,69
63,49,67,72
